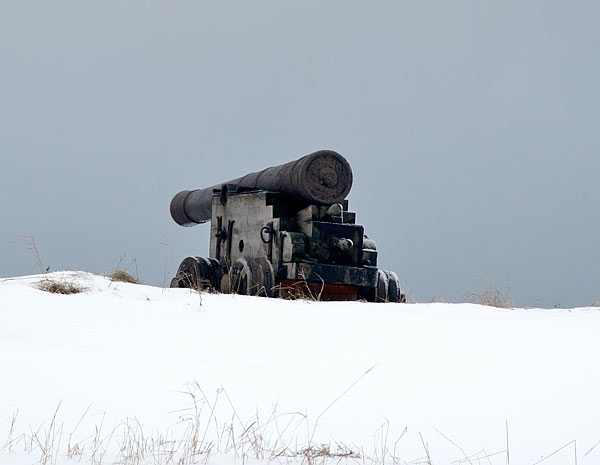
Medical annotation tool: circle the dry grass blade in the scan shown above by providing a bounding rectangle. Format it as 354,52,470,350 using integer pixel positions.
277,270,325,301
531,439,577,465
309,365,377,445
435,429,472,465
158,233,177,289
584,439,600,458
1,408,19,453
419,432,433,465
464,277,512,309
109,253,142,284
7,234,48,273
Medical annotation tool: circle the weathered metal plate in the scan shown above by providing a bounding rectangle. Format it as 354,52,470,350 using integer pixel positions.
286,262,378,287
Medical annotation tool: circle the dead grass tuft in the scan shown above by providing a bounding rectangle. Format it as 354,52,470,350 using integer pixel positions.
107,269,142,285
36,278,86,295
108,253,142,285
295,443,360,459
464,277,512,309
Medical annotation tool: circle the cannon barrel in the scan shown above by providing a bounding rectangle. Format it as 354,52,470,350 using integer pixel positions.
170,150,353,227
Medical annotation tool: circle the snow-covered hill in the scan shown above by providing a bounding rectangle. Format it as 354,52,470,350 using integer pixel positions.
1,272,599,465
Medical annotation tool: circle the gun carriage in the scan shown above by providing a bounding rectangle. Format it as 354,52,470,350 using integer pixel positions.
169,150,405,302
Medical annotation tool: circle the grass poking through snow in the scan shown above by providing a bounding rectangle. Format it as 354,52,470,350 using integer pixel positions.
464,277,513,308
0,382,414,465
107,269,142,285
35,277,86,295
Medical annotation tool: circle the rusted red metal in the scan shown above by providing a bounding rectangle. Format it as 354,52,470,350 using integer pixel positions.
279,279,358,301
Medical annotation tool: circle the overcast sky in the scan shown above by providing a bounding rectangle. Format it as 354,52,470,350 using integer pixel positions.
1,1,598,307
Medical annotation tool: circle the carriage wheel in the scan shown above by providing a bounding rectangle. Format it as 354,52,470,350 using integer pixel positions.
225,257,275,297
170,256,221,291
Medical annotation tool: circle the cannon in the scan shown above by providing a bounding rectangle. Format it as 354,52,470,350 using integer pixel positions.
169,149,405,302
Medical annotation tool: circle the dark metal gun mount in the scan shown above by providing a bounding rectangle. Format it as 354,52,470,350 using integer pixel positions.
169,149,405,302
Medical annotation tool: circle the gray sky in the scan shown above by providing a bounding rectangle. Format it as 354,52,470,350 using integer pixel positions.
1,1,598,307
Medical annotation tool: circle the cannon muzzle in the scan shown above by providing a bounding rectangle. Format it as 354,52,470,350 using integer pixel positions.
170,150,353,226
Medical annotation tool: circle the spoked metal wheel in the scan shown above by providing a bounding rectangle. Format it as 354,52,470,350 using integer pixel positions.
170,256,221,291
224,257,275,297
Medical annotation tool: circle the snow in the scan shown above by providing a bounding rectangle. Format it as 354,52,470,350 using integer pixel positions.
1,271,599,464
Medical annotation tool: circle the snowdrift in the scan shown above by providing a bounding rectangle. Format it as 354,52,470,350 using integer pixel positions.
1,271,599,465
